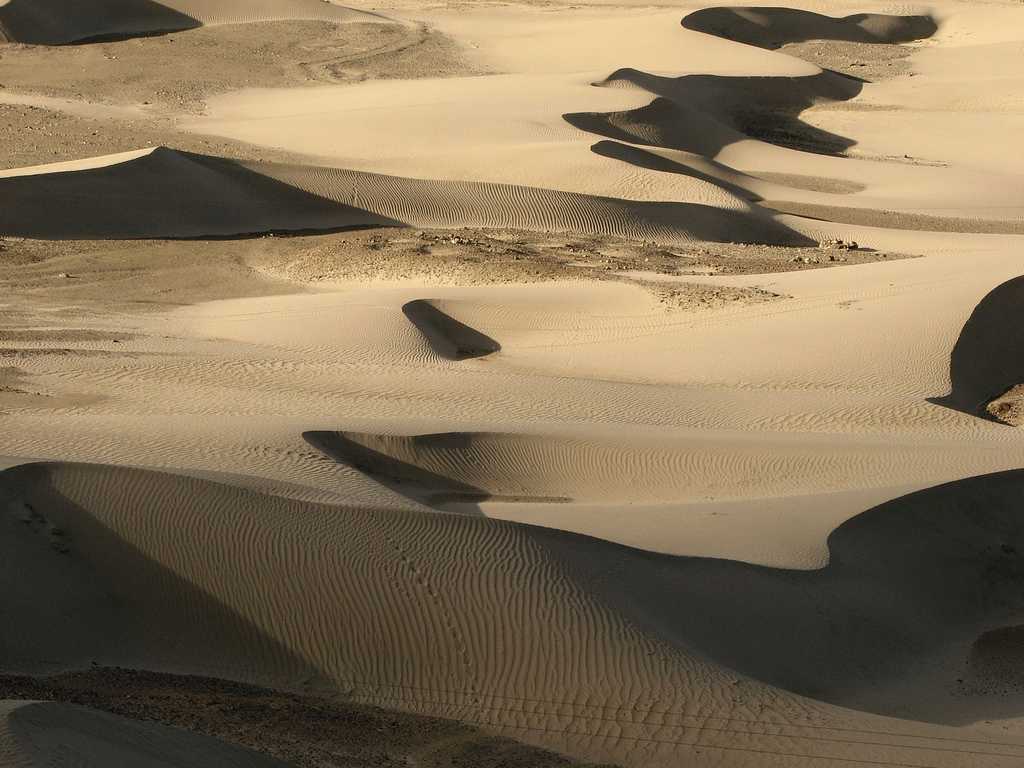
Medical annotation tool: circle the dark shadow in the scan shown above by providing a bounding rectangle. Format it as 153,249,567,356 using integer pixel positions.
0,146,814,246
303,431,570,511
303,431,490,509
0,147,402,239
402,300,501,361
565,68,862,158
681,7,938,49
531,468,1024,723
0,0,200,46
0,462,323,685
6,701,288,767
929,276,1024,421
590,140,762,202
5,460,1024,725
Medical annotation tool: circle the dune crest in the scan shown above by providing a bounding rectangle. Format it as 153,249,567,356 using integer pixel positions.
401,300,501,361
932,276,1024,422
681,7,938,49
4,461,1024,765
0,0,380,45
0,147,812,244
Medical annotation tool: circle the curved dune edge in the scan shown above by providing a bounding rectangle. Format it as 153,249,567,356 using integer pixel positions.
0,147,812,245
0,0,382,46
401,300,501,361
0,699,289,767
931,276,1024,421
680,6,938,50
762,200,1024,235
4,460,1024,767
568,67,863,158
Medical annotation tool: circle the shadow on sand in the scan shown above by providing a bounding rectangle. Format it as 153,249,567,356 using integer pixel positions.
930,276,1024,422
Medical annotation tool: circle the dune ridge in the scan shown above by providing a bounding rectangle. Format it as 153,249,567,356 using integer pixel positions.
402,300,502,361
0,147,812,244
4,461,1024,766
681,7,939,50
0,0,380,45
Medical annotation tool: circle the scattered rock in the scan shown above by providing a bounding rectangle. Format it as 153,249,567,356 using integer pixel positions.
818,237,859,251
985,384,1024,426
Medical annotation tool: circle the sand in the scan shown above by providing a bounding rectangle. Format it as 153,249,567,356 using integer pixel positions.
2,1,1024,767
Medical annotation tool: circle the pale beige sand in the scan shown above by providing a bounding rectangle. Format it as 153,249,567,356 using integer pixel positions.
3,0,1024,766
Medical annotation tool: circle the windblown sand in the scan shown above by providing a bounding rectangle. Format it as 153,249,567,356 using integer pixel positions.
3,1,1024,767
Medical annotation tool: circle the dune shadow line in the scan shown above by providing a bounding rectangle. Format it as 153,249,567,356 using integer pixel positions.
929,275,1024,422
402,300,501,361
0,0,201,45
681,7,938,49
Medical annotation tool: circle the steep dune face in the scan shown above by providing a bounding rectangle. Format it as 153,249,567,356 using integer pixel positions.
4,462,1024,740
933,276,1024,422
0,148,398,239
0,0,377,45
567,68,863,158
0,148,812,244
402,300,501,361
681,7,938,50
0,700,290,767
0,0,199,45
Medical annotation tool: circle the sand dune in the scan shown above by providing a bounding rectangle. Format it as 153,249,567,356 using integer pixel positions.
932,275,1024,422
0,147,811,244
4,460,1024,766
681,6,938,50
568,68,863,158
402,300,501,361
0,0,379,45
3,1,1024,765
0,699,289,767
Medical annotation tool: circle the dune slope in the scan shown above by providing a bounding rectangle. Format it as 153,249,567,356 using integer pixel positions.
681,6,938,49
3,461,1024,766
0,147,812,244
0,699,289,767
0,0,378,45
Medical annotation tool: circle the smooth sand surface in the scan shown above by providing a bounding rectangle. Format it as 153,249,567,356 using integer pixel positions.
3,1,1024,767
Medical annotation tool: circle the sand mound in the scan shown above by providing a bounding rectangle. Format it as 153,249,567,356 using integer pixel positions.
0,699,289,767
567,68,862,157
932,276,1024,421
4,460,1024,766
0,147,812,244
681,7,938,50
402,300,501,361
0,147,397,238
0,0,377,45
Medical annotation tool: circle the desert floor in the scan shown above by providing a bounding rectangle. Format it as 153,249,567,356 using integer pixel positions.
2,0,1024,766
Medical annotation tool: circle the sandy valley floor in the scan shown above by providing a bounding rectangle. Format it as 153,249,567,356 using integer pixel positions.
3,0,1024,766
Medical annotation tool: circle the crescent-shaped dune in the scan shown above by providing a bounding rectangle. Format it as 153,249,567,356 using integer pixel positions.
0,147,813,244
0,0,381,45
0,700,289,767
3,461,1024,766
681,7,938,50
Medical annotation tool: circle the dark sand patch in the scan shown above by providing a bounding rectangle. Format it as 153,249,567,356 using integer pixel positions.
0,668,613,768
